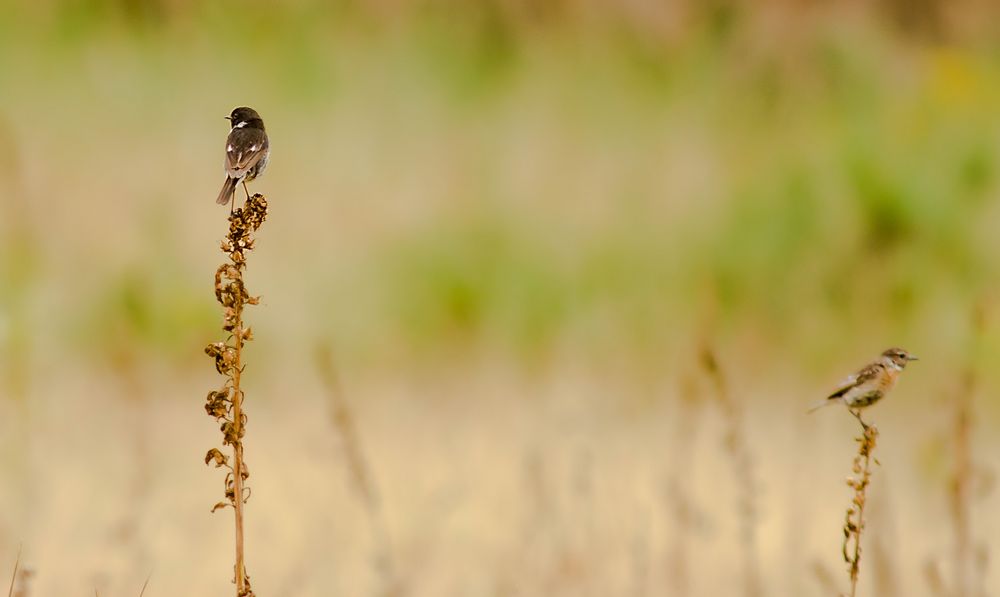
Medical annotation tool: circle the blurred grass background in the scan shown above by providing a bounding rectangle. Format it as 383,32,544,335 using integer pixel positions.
0,1,999,596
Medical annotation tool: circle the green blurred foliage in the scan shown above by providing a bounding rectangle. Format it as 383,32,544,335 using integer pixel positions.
3,1,1000,379
71,207,217,372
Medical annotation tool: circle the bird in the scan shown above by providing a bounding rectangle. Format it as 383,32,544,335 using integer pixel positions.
808,347,918,416
217,106,270,210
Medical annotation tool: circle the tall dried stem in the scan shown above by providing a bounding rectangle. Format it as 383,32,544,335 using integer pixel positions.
700,347,760,597
842,414,878,597
5,547,31,597
204,194,268,597
7,547,19,597
945,304,988,597
315,346,400,597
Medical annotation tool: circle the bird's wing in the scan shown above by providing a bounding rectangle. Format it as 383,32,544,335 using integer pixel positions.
225,128,268,177
827,362,881,399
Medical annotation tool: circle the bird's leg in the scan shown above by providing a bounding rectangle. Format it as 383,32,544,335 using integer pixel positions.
242,180,251,201
850,408,869,431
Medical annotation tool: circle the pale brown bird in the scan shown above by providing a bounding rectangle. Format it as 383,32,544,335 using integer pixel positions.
809,347,918,414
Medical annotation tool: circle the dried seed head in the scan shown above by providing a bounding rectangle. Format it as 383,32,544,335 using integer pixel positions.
841,419,880,594
204,193,267,594
205,388,230,419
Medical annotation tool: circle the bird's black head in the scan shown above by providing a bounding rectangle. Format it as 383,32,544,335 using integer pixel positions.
225,107,264,130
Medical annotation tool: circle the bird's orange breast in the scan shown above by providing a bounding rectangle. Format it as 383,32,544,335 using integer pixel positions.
878,366,900,392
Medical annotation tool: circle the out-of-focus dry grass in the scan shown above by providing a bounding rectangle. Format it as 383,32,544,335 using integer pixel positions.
2,362,997,596
0,2,999,596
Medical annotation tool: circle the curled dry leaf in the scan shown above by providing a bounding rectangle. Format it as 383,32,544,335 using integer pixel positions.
205,448,229,468
205,388,230,419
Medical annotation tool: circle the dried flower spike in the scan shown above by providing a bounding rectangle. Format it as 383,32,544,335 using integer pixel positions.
204,193,268,597
841,414,879,597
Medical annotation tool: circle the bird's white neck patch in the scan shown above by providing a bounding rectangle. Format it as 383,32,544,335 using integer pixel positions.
234,121,248,129
885,359,903,371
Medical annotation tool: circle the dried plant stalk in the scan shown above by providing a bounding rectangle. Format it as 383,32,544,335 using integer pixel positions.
7,547,20,597
204,193,268,597
842,415,878,597
5,548,31,597
700,347,761,597
315,346,401,597
951,367,973,597
944,303,989,597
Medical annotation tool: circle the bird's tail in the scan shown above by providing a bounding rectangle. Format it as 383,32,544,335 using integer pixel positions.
216,176,237,205
806,398,837,414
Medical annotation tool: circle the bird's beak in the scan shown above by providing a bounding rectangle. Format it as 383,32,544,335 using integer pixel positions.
908,355,919,361
224,116,232,121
